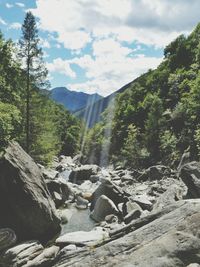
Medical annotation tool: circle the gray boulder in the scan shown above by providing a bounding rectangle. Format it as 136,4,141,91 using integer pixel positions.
52,200,200,267
90,179,128,211
90,195,119,222
180,161,200,198
0,142,61,242
69,165,100,184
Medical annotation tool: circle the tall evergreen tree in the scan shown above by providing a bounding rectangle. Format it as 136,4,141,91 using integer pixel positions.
18,11,48,153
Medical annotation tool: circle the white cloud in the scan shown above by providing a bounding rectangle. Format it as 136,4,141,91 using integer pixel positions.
68,39,163,95
16,2,25,8
47,58,76,78
39,38,51,49
5,3,13,8
0,17,7,25
32,0,200,49
9,22,21,30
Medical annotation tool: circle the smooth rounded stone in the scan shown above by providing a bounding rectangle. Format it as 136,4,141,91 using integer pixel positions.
124,209,142,224
90,195,119,222
187,264,200,267
0,228,16,252
56,227,109,246
1,240,43,267
82,192,93,201
61,244,77,252
105,214,118,224
90,179,128,211
0,142,61,242
69,165,100,184
75,195,89,210
23,245,60,267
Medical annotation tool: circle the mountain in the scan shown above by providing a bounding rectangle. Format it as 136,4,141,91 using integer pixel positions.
74,78,143,127
50,87,103,112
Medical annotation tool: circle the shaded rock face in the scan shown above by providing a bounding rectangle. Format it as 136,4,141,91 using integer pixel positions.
0,142,61,243
180,161,200,198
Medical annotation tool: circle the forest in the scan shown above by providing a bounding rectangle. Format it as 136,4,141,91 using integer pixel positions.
1,12,200,171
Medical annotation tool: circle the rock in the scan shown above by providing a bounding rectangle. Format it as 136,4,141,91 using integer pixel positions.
125,201,142,214
177,149,191,172
153,184,186,211
138,165,171,181
52,200,200,267
130,194,153,211
180,161,200,198
90,195,119,222
187,264,200,267
105,214,118,224
42,168,58,180
0,228,16,252
75,195,89,210
124,209,142,224
1,240,43,267
22,245,60,267
90,179,128,211
60,244,77,252
56,227,109,246
46,178,71,208
0,142,61,242
58,208,73,224
69,165,100,184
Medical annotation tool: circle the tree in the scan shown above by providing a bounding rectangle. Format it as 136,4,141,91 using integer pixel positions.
18,12,48,153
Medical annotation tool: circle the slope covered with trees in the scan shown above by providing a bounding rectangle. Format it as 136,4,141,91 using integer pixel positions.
0,12,81,164
83,23,200,169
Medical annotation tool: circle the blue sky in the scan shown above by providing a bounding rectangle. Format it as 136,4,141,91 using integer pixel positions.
1,0,200,96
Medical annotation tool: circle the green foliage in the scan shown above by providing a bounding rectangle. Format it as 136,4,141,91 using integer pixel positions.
0,102,21,147
83,22,200,169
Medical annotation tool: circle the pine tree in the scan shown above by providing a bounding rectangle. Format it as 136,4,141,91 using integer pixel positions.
18,11,48,153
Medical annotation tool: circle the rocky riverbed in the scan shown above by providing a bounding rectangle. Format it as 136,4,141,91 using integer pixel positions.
1,142,200,266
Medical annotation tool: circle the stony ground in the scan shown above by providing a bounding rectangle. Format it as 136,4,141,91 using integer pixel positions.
1,142,200,267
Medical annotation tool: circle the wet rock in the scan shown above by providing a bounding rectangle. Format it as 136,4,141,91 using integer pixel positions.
91,195,119,222
180,161,200,198
1,241,43,267
0,228,16,253
69,165,100,184
56,227,109,246
0,142,61,242
42,168,58,180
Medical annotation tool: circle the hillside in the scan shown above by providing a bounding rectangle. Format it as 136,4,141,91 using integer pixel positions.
83,23,200,168
50,87,102,112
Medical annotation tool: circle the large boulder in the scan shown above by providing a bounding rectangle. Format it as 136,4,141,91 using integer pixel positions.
90,195,118,222
53,200,200,267
180,161,200,198
0,142,61,242
69,165,100,184
90,179,128,211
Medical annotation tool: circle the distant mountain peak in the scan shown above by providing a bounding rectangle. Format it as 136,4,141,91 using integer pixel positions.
50,87,103,112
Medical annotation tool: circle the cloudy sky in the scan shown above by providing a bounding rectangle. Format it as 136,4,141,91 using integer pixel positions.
1,0,200,96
